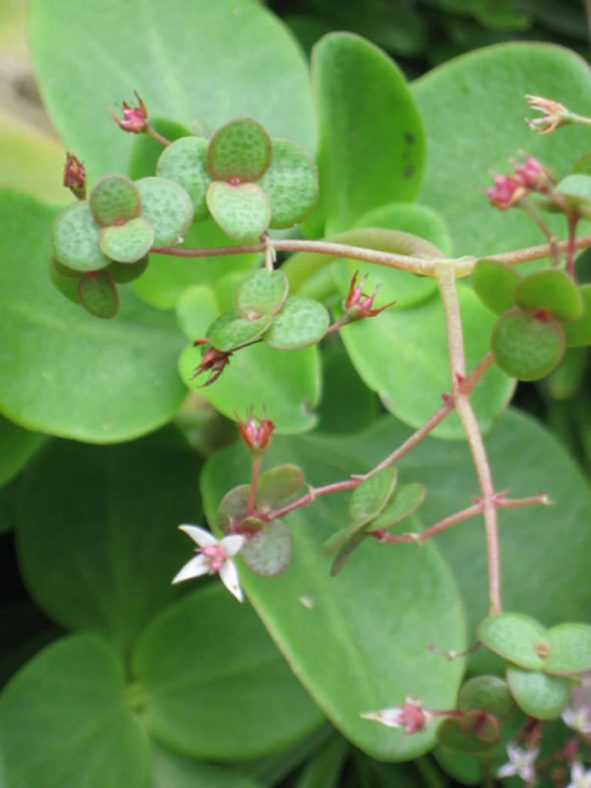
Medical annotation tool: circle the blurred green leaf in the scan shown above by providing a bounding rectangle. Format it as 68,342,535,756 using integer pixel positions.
0,417,45,489
30,0,316,180
132,585,324,759
0,191,186,442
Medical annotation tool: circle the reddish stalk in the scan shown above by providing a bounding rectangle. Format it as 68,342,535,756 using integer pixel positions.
146,125,171,147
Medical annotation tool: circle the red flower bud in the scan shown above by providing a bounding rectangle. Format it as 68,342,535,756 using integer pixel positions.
63,153,86,200
110,92,148,134
344,271,396,321
237,414,275,452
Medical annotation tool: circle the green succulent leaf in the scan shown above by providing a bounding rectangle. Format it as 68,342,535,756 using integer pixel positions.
207,182,271,241
49,257,82,304
436,712,500,755
208,312,272,353
514,270,583,321
89,174,140,226
132,585,323,759
492,307,565,381
472,259,520,315
555,174,591,207
256,464,305,511
241,519,292,576
0,417,45,489
458,675,515,719
258,139,318,229
477,612,548,670
349,467,398,528
207,117,272,182
52,201,109,272
107,256,149,284
236,269,289,319
156,136,211,220
506,667,571,720
265,296,330,350
0,635,151,788
99,217,154,264
371,483,426,531
136,176,193,247
544,623,591,676
564,285,591,347
78,270,119,319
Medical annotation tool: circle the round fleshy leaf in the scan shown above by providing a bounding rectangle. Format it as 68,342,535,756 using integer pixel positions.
107,257,149,284
349,467,398,528
216,484,249,533
49,258,82,305
236,269,289,319
514,270,583,322
241,519,291,576
208,312,272,353
156,136,211,219
207,117,271,182
457,676,515,719
52,201,110,272
265,296,330,350
437,712,500,755
506,667,570,720
371,483,426,531
477,613,548,670
89,174,140,226
492,307,565,381
544,624,591,675
555,174,591,207
99,217,154,264
136,176,193,247
258,138,318,229
472,259,520,316
564,285,591,347
78,270,119,319
255,464,305,512
206,182,271,241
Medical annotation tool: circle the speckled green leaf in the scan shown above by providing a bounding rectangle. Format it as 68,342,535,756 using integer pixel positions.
242,519,292,576
564,285,591,347
52,201,109,272
207,182,271,241
156,137,211,220
349,468,397,528
236,269,289,319
256,464,305,511
208,312,272,352
458,676,515,718
515,270,583,321
99,217,154,264
478,613,548,670
78,270,119,319
258,139,318,229
266,297,329,350
506,667,570,720
371,483,426,530
492,307,565,381
544,624,591,675
89,174,140,226
136,176,193,247
207,118,271,182
472,259,519,315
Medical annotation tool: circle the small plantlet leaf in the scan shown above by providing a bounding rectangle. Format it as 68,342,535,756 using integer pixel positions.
99,218,154,264
206,182,271,241
478,612,549,670
472,259,520,315
216,484,249,533
458,676,516,719
255,464,305,512
49,258,82,304
515,269,583,321
207,117,272,182
506,667,571,720
371,483,426,531
564,285,591,347
492,307,565,381
136,176,193,247
156,136,211,219
258,139,318,229
208,312,272,353
265,296,330,350
544,623,591,675
349,467,398,528
52,202,110,272
241,519,291,576
437,712,500,754
77,271,119,319
107,257,148,284
236,269,289,319
555,174,591,207
89,174,141,226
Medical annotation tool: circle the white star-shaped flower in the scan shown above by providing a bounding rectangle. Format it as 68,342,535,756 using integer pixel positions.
172,525,245,602
497,744,539,783
361,697,431,734
567,761,591,788
563,706,591,735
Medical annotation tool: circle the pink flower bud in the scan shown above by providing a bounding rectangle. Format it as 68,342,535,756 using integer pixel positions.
110,92,148,134
361,697,432,735
485,174,526,210
237,414,275,452
63,153,86,200
344,271,396,320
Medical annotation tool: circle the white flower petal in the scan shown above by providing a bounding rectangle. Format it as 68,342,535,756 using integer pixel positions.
179,524,217,548
497,763,517,779
171,555,209,584
219,559,243,602
221,534,246,557
360,708,402,728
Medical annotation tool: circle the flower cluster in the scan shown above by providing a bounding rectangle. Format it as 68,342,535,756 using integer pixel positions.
485,155,551,210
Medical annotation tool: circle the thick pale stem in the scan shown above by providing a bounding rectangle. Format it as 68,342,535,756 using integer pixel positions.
436,263,502,616
151,234,591,278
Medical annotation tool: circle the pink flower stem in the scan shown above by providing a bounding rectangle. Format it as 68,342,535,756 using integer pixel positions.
146,125,171,147
247,455,262,516
326,317,350,335
436,263,502,615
